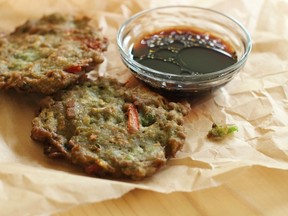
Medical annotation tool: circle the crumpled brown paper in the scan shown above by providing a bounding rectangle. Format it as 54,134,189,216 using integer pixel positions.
1,0,288,215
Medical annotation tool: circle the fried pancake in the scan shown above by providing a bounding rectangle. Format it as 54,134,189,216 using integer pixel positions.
0,13,108,94
31,77,188,180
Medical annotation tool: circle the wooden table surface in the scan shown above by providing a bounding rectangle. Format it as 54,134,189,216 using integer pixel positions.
55,166,288,216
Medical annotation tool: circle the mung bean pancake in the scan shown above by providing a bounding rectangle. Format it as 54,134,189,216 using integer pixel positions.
31,77,188,180
0,13,108,94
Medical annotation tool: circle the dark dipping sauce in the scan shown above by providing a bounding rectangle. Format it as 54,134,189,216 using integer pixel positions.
132,27,237,75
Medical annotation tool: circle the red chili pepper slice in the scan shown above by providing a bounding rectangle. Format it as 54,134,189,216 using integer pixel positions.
64,65,82,74
127,103,140,134
85,164,99,175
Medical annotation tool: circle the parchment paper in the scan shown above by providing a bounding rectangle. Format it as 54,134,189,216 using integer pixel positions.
1,0,288,215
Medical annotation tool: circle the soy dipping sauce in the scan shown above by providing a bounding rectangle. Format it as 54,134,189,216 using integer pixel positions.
132,27,237,75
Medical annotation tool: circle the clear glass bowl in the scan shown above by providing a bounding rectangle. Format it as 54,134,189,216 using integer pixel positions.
117,6,252,94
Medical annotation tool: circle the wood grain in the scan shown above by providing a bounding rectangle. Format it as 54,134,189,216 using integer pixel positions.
54,166,288,216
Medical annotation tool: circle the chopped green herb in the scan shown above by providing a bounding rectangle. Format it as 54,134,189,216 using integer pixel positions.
207,123,238,140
